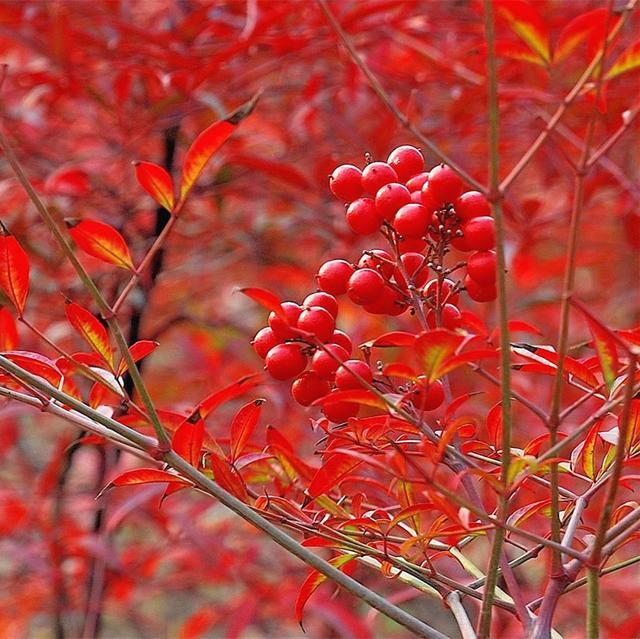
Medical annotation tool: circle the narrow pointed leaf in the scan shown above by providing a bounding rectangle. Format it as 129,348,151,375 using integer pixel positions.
239,287,286,321
495,0,550,63
116,339,159,377
66,218,134,270
0,225,29,316
606,39,640,81
179,93,259,201
363,331,417,348
134,161,175,211
0,307,18,351
230,399,264,461
210,454,248,501
65,300,113,368
554,8,609,62
585,318,619,391
190,374,262,421
172,417,205,467
100,468,191,497
305,453,363,502
415,329,464,383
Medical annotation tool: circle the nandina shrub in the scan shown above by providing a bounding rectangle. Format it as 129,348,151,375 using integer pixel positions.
0,2,640,639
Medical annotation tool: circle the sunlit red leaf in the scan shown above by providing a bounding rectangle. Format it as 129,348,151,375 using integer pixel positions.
0,224,29,316
65,300,113,369
116,339,159,376
494,40,547,66
0,307,18,351
584,317,620,391
191,374,262,420
554,8,610,63
625,400,640,452
134,161,175,211
179,93,259,201
487,403,503,450
415,329,464,383
495,0,550,63
239,287,287,321
506,499,551,528
305,453,363,503
581,420,603,480
295,554,356,627
606,39,640,81
230,399,264,461
3,351,63,387
101,468,191,497
66,218,134,270
172,417,205,467
210,454,248,501
363,331,417,348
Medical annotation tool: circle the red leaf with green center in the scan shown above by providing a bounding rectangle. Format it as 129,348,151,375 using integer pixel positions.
585,318,620,391
230,399,264,461
415,329,464,383
554,8,610,63
606,39,640,81
495,0,550,64
65,300,113,369
0,225,29,316
66,218,134,270
134,161,175,211
179,93,259,201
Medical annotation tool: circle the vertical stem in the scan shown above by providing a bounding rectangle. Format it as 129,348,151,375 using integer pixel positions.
477,2,513,636
585,567,599,639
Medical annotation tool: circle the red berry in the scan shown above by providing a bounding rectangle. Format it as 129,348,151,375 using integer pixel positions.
330,164,363,201
464,275,497,302
451,231,473,252
398,237,427,254
322,394,359,423
455,191,491,222
394,252,428,289
335,359,373,390
428,164,464,206
291,371,331,406
330,329,353,354
347,268,385,305
303,291,339,318
467,250,496,285
297,306,335,342
393,203,429,238
317,259,355,296
375,183,411,220
361,161,398,195
387,145,424,181
346,197,380,235
364,286,408,316
268,302,303,340
252,327,279,359
426,303,462,330
462,216,495,251
265,343,308,380
420,183,439,213
409,379,445,411
423,278,458,305
357,249,395,279
406,171,429,192
311,344,349,380
410,190,423,204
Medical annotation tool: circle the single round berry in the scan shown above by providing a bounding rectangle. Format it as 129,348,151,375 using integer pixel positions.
357,249,395,279
297,306,335,342
454,191,491,222
317,259,355,296
409,379,445,411
364,286,408,316
387,145,424,181
406,171,430,192
291,371,331,406
467,250,496,285
428,164,464,206
322,394,359,423
361,161,398,195
375,183,411,221
303,291,339,318
330,329,353,354
329,164,363,201
394,252,428,289
345,197,380,235
463,216,495,251
451,231,473,252
410,190,423,204
268,302,303,340
335,359,373,390
252,327,279,359
464,275,497,302
426,303,462,330
347,268,385,305
420,183,439,213
265,343,308,380
423,278,459,305
311,344,349,380
398,237,428,254
393,203,429,238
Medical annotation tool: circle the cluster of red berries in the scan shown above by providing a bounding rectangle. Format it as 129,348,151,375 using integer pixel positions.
251,146,499,422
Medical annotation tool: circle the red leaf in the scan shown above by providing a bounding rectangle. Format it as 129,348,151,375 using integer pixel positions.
487,403,503,450
555,8,611,63
172,418,205,467
239,287,286,321
227,154,311,189
606,39,640,82
116,340,159,376
179,93,259,201
191,374,262,421
230,399,264,461
0,225,29,316
363,331,417,348
210,454,248,501
586,318,619,391
43,166,91,197
415,329,464,383
65,300,113,369
625,400,640,452
134,161,175,212
305,453,363,503
3,351,63,387
101,468,191,496
0,307,18,351
66,218,134,270
295,555,356,627
495,0,550,63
